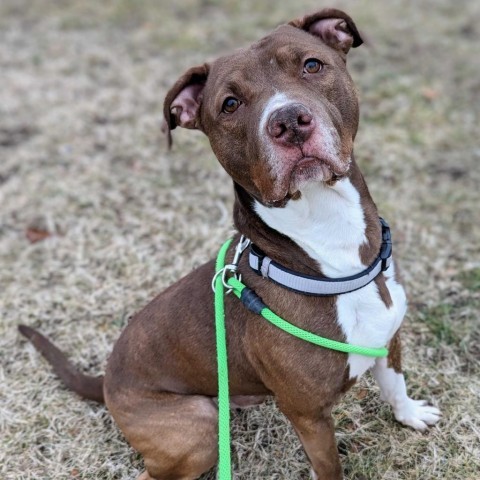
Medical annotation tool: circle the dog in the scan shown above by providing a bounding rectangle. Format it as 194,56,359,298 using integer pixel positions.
19,8,441,480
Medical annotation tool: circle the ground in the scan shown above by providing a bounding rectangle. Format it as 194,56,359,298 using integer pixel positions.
1,1,479,479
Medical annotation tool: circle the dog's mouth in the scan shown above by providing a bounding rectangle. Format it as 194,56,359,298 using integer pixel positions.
288,155,347,192
259,155,350,208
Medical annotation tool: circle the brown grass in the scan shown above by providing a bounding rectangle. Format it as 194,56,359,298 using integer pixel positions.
1,0,479,479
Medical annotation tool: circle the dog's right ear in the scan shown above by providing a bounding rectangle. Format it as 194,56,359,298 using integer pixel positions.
162,63,209,148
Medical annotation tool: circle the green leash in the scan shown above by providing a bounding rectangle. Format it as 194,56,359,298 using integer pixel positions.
214,238,389,479
214,239,234,478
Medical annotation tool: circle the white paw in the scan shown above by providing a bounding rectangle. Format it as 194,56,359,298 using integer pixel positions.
394,398,441,431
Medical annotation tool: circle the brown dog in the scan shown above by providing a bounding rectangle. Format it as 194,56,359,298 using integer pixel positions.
19,8,441,480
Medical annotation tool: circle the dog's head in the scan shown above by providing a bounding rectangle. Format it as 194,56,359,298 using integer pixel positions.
164,8,363,207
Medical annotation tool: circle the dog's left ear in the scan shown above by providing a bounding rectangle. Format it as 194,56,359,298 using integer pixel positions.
162,63,209,148
289,8,363,55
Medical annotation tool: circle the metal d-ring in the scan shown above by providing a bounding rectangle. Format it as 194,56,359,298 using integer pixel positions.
211,235,251,294
212,267,231,294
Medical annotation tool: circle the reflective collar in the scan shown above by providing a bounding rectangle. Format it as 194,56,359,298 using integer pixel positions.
248,218,392,296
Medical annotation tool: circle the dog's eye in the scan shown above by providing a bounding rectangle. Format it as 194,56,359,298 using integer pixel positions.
303,59,322,74
222,97,241,114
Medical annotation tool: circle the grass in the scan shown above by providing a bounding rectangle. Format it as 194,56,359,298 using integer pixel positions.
1,0,480,479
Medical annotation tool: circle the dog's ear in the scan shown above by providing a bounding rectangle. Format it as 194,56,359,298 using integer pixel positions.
162,63,209,148
289,8,363,55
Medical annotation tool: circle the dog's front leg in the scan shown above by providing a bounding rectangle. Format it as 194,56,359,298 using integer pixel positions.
280,405,343,480
372,331,441,430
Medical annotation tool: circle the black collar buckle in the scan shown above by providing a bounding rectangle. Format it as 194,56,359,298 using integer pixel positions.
379,217,392,272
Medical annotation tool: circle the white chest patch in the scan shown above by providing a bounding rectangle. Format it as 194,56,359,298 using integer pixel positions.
254,178,407,379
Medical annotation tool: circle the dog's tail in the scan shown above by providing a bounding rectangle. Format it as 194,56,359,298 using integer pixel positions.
18,325,105,403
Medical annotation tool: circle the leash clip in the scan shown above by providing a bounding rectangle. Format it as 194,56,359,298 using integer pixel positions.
212,235,250,294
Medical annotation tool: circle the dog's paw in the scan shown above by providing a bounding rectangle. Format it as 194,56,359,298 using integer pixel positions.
393,399,441,431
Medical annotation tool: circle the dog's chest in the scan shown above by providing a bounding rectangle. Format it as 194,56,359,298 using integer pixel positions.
255,178,407,379
335,266,406,378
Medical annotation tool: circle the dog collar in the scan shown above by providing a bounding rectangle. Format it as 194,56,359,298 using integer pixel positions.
248,218,392,296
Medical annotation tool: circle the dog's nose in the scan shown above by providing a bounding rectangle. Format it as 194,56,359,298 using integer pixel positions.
267,104,315,146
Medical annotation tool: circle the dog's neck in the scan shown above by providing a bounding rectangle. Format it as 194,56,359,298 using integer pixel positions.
233,157,382,278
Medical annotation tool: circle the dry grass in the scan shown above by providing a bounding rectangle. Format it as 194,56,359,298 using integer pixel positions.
1,0,479,479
